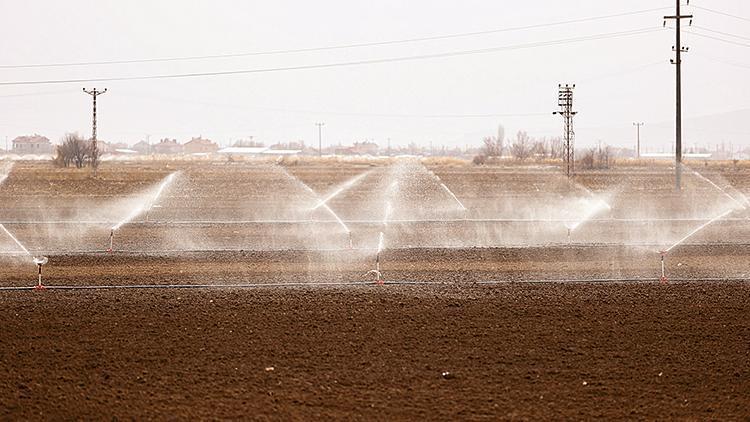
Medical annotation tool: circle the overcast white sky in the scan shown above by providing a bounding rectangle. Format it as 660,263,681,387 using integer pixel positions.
0,0,748,150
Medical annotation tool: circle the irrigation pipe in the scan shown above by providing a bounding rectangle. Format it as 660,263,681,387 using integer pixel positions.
0,277,748,292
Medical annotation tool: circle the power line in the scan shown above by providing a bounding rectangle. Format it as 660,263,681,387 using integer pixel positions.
690,5,750,23
120,91,551,118
694,53,750,70
0,27,664,87
683,29,750,48
0,6,673,70
690,25,750,42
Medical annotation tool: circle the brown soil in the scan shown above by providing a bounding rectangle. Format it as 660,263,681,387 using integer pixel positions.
0,161,748,419
1,283,748,420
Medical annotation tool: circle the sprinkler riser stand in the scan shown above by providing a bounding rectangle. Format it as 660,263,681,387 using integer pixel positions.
660,252,668,283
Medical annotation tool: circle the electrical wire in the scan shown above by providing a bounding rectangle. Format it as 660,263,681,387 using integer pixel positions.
683,30,750,48
0,6,673,70
694,53,750,70
690,25,750,42
690,4,750,23
0,27,664,87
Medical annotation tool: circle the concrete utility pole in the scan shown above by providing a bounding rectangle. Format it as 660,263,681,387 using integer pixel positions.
633,122,644,159
315,122,325,157
664,1,693,190
553,84,577,177
83,87,107,174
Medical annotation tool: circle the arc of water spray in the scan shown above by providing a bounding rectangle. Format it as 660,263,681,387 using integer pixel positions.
0,223,31,257
685,165,749,210
566,198,611,232
0,164,32,260
311,171,370,211
112,172,177,231
420,163,467,212
664,208,734,253
440,182,467,212
278,166,351,234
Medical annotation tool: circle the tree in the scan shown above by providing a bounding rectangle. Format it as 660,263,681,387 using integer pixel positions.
481,136,502,157
510,131,531,161
480,124,505,158
531,139,548,159
548,137,563,159
54,133,91,168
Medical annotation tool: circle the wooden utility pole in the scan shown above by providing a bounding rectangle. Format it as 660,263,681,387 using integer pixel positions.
633,122,644,159
664,1,692,190
83,88,107,175
315,122,325,157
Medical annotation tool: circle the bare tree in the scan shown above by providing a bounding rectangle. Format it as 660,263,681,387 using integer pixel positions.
548,137,563,159
54,133,91,168
510,131,531,161
481,136,502,157
579,148,596,169
531,139,548,160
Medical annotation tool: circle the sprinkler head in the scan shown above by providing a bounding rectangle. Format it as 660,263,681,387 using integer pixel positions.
658,251,668,283
107,229,114,253
33,256,48,290
367,269,383,285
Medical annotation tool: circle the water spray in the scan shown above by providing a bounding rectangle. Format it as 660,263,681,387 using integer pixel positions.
659,207,736,282
33,257,48,290
311,171,369,211
278,166,352,248
0,223,31,256
0,223,43,287
367,231,385,284
563,198,611,244
439,182,468,218
109,172,177,251
685,165,750,210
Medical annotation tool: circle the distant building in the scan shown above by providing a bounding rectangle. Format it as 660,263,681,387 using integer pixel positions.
151,138,183,155
184,137,219,154
332,141,380,156
11,134,53,154
132,140,151,155
233,139,265,148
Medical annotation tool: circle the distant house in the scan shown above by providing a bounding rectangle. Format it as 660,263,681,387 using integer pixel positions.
350,141,379,156
11,134,53,154
184,137,219,154
151,138,183,155
332,141,380,156
233,139,265,148
132,140,151,155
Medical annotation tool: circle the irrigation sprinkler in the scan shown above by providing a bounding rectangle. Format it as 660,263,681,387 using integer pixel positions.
567,227,572,244
348,231,353,249
659,251,668,283
368,231,385,284
33,257,48,290
107,229,114,253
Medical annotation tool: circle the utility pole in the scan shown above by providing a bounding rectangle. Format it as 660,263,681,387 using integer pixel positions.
83,87,107,175
633,122,644,159
664,1,693,190
315,122,325,157
553,84,577,177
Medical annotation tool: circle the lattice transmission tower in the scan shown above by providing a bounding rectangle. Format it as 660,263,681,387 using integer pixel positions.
554,84,577,177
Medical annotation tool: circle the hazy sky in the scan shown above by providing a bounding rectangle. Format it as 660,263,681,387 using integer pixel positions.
0,0,748,149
